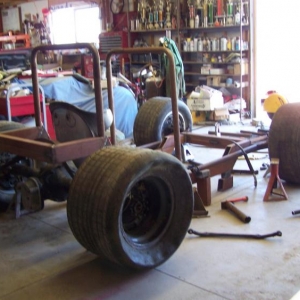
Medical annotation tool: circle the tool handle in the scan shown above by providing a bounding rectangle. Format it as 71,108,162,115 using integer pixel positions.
226,196,248,203
292,210,300,215
223,201,251,223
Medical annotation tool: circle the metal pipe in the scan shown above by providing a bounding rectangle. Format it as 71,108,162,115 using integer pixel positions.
221,201,251,223
105,47,181,160
31,43,104,137
188,228,282,239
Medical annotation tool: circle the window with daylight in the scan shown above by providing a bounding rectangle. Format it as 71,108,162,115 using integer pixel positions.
50,6,101,47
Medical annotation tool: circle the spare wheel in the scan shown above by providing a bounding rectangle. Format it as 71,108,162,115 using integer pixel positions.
133,97,192,146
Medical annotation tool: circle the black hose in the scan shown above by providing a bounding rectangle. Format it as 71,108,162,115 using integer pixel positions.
230,139,257,188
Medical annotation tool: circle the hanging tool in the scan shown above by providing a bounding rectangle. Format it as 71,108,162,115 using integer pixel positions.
188,228,282,239
221,196,251,223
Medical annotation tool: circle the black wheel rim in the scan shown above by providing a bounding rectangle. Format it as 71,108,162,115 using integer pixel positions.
122,177,173,245
161,111,185,137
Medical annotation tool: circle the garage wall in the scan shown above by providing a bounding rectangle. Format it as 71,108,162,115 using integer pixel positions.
254,0,300,119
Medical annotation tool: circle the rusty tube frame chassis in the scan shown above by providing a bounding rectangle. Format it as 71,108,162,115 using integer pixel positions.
0,43,268,206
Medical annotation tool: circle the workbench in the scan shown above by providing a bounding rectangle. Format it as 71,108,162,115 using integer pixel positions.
0,84,56,139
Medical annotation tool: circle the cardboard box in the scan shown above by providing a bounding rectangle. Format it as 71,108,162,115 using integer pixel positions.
210,68,225,75
187,98,211,111
234,62,248,75
187,91,224,111
201,64,212,75
191,111,206,123
207,76,221,86
209,108,230,121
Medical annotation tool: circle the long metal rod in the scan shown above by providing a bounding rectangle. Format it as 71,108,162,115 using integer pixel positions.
105,47,181,160
188,228,282,239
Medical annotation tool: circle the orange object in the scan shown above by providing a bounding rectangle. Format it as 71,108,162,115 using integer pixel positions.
226,196,248,203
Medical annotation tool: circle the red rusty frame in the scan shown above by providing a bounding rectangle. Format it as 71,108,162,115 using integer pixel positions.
158,132,268,205
0,43,269,207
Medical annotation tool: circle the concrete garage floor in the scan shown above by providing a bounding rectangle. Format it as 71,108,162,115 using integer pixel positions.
1,124,300,300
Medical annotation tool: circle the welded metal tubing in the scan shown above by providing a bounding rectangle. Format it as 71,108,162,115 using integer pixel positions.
105,47,181,160
31,43,104,137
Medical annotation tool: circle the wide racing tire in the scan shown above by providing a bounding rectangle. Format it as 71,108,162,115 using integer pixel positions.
133,97,192,146
67,146,194,269
268,102,300,184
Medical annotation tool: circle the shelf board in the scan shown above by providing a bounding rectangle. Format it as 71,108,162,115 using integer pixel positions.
185,82,199,87
182,50,248,53
185,72,246,77
130,28,177,33
185,83,248,89
183,61,239,65
179,24,250,31
131,24,250,34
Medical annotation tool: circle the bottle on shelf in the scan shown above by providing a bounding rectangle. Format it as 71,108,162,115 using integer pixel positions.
235,36,240,51
227,38,232,51
195,14,199,28
197,38,203,51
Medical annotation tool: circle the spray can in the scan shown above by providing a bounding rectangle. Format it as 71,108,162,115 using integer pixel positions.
235,36,240,50
195,15,200,28
198,38,203,51
207,38,211,51
194,38,198,51
211,38,217,51
221,37,227,51
227,38,232,51
190,39,194,52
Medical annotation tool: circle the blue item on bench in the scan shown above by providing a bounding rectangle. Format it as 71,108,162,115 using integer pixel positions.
15,76,138,138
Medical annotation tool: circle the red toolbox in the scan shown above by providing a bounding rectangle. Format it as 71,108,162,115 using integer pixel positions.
0,94,56,140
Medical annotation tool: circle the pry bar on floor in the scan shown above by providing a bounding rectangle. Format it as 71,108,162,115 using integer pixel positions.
188,228,282,239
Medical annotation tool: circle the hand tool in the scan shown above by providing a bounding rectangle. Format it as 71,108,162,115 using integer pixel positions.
292,210,300,215
221,196,251,223
188,228,282,239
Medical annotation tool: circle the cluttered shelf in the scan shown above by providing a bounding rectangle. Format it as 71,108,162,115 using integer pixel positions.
0,34,31,49
183,61,239,65
179,24,250,32
182,50,248,53
185,85,248,122
185,71,246,77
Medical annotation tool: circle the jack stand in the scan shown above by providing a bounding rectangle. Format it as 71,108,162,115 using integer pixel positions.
6,179,44,218
215,122,221,136
263,164,271,178
181,143,194,162
263,158,288,201
193,187,209,217
7,183,25,219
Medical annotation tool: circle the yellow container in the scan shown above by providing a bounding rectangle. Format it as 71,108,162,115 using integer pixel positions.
191,111,206,124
